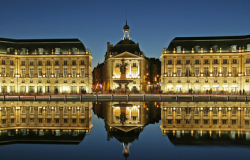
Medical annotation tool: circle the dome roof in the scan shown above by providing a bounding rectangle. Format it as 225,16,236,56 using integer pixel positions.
123,21,130,30
110,39,141,54
123,24,130,30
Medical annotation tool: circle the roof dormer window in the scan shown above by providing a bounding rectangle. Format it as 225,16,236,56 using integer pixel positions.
21,48,26,55
72,47,77,54
176,46,181,53
247,44,250,51
231,45,237,52
38,48,43,54
194,46,200,53
55,48,60,54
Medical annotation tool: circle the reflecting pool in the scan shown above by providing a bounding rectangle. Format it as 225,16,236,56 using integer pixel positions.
0,101,250,160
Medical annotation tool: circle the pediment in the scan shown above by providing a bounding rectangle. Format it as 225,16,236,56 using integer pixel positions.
112,52,141,58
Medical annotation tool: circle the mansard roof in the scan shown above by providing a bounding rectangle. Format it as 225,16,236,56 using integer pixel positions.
0,37,86,53
166,34,250,53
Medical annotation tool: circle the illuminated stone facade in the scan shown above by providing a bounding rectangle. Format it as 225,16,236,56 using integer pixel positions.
161,35,250,94
0,38,92,94
103,23,149,93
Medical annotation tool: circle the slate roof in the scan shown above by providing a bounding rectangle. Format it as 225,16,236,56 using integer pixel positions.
0,37,86,53
167,34,250,53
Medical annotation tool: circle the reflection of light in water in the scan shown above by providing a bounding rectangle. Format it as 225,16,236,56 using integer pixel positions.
246,132,250,140
176,130,181,138
230,131,236,140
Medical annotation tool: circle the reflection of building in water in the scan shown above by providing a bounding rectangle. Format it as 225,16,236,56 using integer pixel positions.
0,101,92,145
160,102,250,146
93,102,160,158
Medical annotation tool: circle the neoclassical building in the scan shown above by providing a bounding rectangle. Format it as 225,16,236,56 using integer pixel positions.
161,35,250,94
102,22,149,93
0,38,92,94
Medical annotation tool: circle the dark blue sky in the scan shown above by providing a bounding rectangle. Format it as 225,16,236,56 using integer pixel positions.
0,0,250,69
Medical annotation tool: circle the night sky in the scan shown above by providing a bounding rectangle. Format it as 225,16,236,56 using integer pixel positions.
0,0,250,69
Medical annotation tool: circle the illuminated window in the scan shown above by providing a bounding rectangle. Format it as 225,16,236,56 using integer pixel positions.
223,59,227,64
246,67,250,75
168,68,172,76
232,59,237,64
21,60,25,65
195,67,199,76
231,45,237,52
10,68,14,77
63,68,68,77
232,67,237,76
38,60,42,65
213,67,218,76
223,67,227,76
10,60,14,65
55,68,59,77
55,60,59,65
1,59,5,65
55,48,60,54
64,60,67,65
2,67,5,76
72,47,77,54
186,59,190,64
21,68,25,77
46,68,51,76
30,60,33,65
247,44,250,51
72,68,76,77
38,48,43,54
81,68,85,77
47,60,50,65
204,67,209,76
133,63,136,67
29,68,34,77
177,68,181,76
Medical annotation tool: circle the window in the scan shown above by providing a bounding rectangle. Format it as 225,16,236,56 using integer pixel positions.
72,80,75,83
195,120,199,124
222,120,227,124
38,60,42,65
21,60,25,65
186,67,191,76
231,108,237,117
55,80,58,83
213,120,217,124
232,120,236,125
46,68,51,76
168,120,172,124
186,120,190,124
10,68,14,76
21,68,25,77
81,68,85,77
223,67,227,76
214,59,218,64
64,119,68,124
177,68,181,76
232,67,237,76
81,60,85,65
204,67,209,76
116,63,119,67
168,60,172,64
224,79,227,83
187,79,190,83
72,60,76,65
55,119,59,123
30,60,34,65
246,120,249,125
177,120,181,124
29,68,34,77
81,80,84,83
233,59,237,64
64,60,67,65
38,48,43,54
195,67,199,76
246,67,250,75
2,67,5,76
72,68,76,77
177,80,181,83
55,48,60,54
168,80,172,83
10,60,14,65
47,119,51,124
223,59,227,64
47,80,50,83
177,60,181,64
38,68,42,77
133,63,136,67
2,59,5,65
22,119,26,124
231,45,237,52
55,60,59,65
72,47,77,54
186,59,190,64
214,79,217,83
176,108,181,117
168,68,172,76
64,80,67,83
196,79,199,83
195,59,199,64
55,68,59,77
213,67,218,76
176,46,181,53
222,108,227,117
81,119,85,124
204,59,209,64
205,79,208,83
47,60,50,65
64,68,68,76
